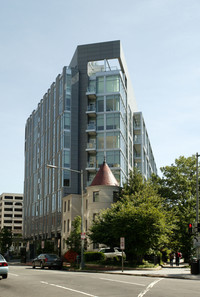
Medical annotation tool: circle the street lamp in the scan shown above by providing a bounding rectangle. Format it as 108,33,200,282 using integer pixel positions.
47,164,84,270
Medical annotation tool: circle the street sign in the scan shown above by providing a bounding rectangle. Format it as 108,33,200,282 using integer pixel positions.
81,232,86,240
120,237,125,250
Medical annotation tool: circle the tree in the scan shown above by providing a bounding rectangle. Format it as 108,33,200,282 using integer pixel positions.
0,228,12,255
151,155,197,260
66,216,82,254
89,171,169,263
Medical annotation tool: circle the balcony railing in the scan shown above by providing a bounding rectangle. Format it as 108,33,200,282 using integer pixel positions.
87,104,96,112
87,142,96,150
86,123,96,131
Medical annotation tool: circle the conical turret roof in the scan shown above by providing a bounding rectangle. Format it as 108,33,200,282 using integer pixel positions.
90,161,119,187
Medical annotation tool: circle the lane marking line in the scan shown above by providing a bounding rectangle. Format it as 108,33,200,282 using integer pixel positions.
100,277,145,287
9,273,19,276
40,281,99,297
138,278,162,297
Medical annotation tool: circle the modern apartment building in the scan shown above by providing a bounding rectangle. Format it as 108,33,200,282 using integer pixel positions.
0,193,24,253
24,41,157,249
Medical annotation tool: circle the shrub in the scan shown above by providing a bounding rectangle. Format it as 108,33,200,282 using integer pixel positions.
84,252,105,262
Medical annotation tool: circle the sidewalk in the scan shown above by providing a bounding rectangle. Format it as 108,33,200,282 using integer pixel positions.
104,263,200,280
8,260,200,280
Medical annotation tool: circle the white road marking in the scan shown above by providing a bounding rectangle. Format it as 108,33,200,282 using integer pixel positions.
100,277,146,287
137,278,162,297
40,281,99,297
9,273,19,276
40,281,48,284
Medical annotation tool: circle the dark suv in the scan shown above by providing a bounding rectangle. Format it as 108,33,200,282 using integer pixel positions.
32,254,62,269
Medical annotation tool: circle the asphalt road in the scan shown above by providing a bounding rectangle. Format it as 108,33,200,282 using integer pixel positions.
1,266,199,297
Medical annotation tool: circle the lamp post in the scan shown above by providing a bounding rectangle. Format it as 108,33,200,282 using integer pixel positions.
47,164,84,270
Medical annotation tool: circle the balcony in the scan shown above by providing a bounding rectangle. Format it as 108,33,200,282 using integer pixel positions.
86,162,96,171
86,104,96,117
86,123,96,135
86,142,96,152
86,87,96,99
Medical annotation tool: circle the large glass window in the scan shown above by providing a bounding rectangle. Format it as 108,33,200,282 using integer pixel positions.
64,113,70,130
97,152,104,168
64,131,70,148
97,133,104,149
106,75,120,93
63,171,70,187
106,113,120,130
63,150,70,167
106,131,120,149
97,96,104,112
97,77,104,93
106,95,120,111
106,151,120,167
97,114,104,131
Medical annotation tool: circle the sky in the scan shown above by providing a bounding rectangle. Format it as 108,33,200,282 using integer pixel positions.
0,0,200,194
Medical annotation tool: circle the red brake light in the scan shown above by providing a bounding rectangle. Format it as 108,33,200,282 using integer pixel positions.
45,258,48,262
0,262,8,266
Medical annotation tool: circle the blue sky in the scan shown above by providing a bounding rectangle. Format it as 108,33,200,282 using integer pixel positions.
1,0,200,193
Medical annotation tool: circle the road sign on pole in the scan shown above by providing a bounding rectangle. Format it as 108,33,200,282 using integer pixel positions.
120,237,125,250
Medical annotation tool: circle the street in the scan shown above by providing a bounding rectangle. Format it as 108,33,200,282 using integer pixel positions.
0,266,199,297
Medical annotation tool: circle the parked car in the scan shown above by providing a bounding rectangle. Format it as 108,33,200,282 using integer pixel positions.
32,254,62,269
0,254,8,279
98,247,126,259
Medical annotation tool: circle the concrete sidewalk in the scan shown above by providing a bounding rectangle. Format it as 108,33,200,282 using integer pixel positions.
104,265,200,280
8,261,200,280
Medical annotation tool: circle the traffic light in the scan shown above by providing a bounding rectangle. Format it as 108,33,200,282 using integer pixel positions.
188,223,193,235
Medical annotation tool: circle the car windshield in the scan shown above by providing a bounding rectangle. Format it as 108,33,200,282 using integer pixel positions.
46,254,59,259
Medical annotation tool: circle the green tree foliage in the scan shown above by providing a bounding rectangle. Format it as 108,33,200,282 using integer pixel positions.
151,155,197,259
0,227,12,254
89,170,169,262
66,216,81,254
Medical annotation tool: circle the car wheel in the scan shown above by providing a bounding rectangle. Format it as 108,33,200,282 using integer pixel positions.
2,274,8,279
40,262,44,269
32,262,36,269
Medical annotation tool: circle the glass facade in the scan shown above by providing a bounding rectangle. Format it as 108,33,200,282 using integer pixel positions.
24,67,72,238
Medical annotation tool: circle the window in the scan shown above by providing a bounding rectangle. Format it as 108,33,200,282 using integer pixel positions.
97,115,104,131
64,220,66,232
106,95,120,111
63,150,70,167
97,96,104,112
64,113,71,130
97,77,104,93
64,201,66,212
97,133,104,149
106,131,120,149
106,113,120,130
68,200,70,211
64,131,70,148
67,219,70,232
63,171,70,187
5,196,13,199
93,192,99,202
5,202,13,205
106,75,120,93
86,199,88,210
106,151,120,168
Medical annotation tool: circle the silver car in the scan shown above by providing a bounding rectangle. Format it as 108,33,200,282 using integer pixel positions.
99,247,126,259
0,254,8,279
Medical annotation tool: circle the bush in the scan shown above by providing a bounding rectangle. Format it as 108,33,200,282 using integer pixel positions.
84,252,105,262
